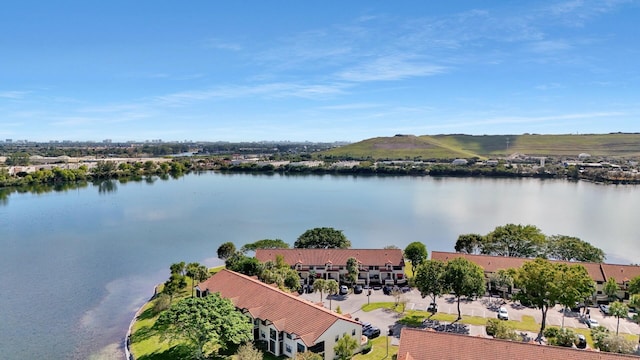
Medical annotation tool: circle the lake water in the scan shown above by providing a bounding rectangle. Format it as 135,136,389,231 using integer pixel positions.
1,172,639,359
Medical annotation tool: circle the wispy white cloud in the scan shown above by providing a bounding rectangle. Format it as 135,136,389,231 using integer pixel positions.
337,56,447,82
527,40,572,53
203,38,243,51
318,103,381,110
535,83,564,90
0,91,30,100
152,82,350,106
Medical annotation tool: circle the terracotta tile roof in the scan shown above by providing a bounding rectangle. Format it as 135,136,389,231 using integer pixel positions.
397,328,637,360
430,251,606,283
601,263,640,283
196,269,360,346
255,248,404,267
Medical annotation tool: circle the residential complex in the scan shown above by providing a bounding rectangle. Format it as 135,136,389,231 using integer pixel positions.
255,248,407,286
196,269,363,360
431,251,640,302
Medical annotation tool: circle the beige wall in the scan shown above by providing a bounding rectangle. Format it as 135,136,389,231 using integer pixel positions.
316,319,363,360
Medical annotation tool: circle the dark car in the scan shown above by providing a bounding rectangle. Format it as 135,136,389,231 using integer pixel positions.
363,326,381,339
576,334,587,349
382,286,392,295
427,302,438,313
354,285,363,294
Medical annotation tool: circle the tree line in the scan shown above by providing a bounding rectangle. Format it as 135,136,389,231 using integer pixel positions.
454,223,605,263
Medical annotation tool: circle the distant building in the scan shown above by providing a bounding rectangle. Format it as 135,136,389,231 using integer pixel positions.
451,159,468,166
578,153,591,160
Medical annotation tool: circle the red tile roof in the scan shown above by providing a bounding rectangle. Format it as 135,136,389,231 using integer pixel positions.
196,269,360,346
430,251,606,283
255,248,404,267
397,328,637,360
601,263,640,283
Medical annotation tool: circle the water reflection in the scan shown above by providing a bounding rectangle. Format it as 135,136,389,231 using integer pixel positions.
96,180,118,194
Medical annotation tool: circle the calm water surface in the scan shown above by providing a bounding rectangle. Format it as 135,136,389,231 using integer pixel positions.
1,172,638,359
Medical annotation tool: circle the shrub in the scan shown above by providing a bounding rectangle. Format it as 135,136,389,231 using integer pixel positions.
545,327,577,347
152,293,171,314
486,318,517,340
362,340,372,354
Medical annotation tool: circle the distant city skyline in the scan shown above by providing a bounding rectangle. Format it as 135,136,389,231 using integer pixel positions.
1,1,639,142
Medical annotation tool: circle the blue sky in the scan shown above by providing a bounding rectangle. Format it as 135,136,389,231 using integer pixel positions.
1,1,639,142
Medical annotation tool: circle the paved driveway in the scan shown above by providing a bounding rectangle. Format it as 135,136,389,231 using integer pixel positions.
299,288,640,338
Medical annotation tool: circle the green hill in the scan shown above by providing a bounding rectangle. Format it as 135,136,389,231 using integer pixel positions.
321,133,640,160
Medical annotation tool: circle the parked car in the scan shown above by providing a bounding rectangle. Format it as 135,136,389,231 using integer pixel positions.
576,334,587,349
599,304,610,315
571,302,585,313
584,318,599,328
354,285,363,294
339,285,349,295
363,326,381,339
382,285,392,295
497,307,509,320
427,302,438,313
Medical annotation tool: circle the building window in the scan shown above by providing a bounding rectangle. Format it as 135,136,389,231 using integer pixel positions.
286,333,292,340
286,344,292,353
261,331,266,339
352,329,356,336
335,335,339,342
297,343,305,353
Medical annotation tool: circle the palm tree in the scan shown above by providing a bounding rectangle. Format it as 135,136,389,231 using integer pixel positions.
609,301,629,335
313,279,327,304
325,280,339,310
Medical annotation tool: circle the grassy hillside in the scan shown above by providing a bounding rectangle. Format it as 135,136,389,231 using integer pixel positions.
322,133,640,160
321,135,480,160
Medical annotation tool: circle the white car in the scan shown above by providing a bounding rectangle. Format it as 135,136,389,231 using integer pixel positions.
339,285,348,295
585,318,599,328
497,307,509,320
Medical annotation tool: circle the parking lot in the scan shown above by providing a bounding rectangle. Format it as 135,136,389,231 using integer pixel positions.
299,287,640,339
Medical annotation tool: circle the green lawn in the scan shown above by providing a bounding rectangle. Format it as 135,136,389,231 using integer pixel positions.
353,336,397,360
129,265,226,360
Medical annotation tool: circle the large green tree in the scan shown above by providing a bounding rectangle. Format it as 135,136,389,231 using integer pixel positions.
345,257,359,286
217,242,236,260
555,263,595,328
414,260,447,305
627,275,640,295
404,242,428,273
156,294,253,359
482,224,546,258
334,335,359,360
603,277,619,301
240,239,290,253
511,258,591,340
443,257,485,320
454,234,484,254
225,252,264,277
294,227,351,249
545,235,605,263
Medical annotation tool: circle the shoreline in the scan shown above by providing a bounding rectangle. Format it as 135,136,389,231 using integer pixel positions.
124,285,159,360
